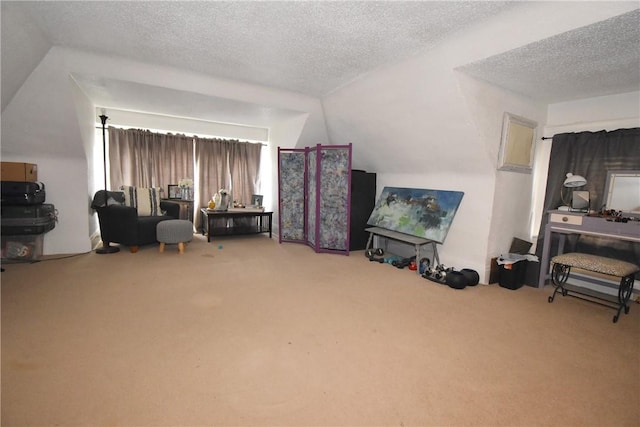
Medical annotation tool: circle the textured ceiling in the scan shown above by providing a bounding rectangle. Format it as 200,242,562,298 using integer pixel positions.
70,74,304,127
2,1,639,113
459,9,640,103
9,1,517,97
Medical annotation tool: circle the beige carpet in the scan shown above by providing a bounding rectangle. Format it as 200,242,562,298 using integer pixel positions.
2,234,639,426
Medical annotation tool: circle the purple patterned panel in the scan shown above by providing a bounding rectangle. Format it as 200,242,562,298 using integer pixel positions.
306,149,317,247
279,152,305,241
318,147,350,250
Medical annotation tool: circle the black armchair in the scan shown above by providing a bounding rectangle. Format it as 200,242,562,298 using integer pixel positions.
92,191,181,253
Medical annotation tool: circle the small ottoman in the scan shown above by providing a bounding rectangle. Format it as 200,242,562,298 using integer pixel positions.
157,219,193,254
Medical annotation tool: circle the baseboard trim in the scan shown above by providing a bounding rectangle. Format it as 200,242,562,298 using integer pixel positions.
90,231,102,250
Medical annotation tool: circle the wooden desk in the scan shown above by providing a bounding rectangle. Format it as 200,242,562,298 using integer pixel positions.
200,209,272,242
538,210,640,288
161,199,194,222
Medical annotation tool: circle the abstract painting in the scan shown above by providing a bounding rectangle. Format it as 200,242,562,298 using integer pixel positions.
367,187,464,243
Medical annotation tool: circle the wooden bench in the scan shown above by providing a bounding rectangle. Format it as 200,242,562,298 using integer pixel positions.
548,252,639,323
365,226,440,275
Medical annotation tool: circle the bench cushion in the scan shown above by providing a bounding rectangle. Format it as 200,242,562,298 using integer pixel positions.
552,253,639,277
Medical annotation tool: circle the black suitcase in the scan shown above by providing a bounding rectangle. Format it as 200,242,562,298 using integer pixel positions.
1,181,45,205
1,203,56,219
1,203,57,235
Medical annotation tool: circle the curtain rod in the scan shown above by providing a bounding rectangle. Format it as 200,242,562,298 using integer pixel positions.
541,137,553,140
93,126,267,145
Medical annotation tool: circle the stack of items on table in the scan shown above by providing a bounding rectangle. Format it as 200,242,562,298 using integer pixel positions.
1,162,56,262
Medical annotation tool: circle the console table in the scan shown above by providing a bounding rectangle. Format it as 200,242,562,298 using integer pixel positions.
538,210,640,288
200,209,272,242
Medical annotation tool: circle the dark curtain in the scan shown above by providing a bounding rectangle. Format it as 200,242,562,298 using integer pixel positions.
535,128,640,269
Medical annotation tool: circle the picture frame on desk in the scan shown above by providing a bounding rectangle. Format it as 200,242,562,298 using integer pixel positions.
168,184,181,199
251,194,263,207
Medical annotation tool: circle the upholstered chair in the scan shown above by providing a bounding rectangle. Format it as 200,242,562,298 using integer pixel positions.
92,188,180,253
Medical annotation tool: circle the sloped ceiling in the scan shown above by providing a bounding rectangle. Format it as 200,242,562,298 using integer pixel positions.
70,74,305,128
458,8,640,103
3,1,515,97
2,1,639,121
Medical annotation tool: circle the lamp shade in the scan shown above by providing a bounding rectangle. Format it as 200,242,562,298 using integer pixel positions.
563,173,587,188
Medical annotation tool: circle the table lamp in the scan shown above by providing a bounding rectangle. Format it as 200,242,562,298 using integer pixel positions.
559,172,587,211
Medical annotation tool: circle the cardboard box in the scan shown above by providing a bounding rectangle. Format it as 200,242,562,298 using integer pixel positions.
1,162,38,182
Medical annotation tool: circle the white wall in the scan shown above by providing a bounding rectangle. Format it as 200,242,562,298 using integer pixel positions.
321,2,631,282
458,73,548,265
0,1,51,111
102,109,270,143
545,91,640,133
530,91,640,242
268,113,311,233
2,52,94,254
89,108,274,242
3,2,636,266
322,59,546,279
322,52,542,279
70,76,99,250
531,91,640,294
1,47,328,255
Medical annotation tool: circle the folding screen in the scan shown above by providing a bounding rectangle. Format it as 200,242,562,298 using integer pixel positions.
278,144,352,254
277,148,306,242
306,147,317,247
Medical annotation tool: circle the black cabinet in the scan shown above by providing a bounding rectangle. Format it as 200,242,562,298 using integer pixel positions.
350,170,376,250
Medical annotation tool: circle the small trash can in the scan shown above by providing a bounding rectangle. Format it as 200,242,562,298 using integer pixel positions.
497,253,528,290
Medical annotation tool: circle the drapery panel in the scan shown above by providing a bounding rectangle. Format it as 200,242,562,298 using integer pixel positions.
107,127,262,229
535,128,640,270
108,127,194,194
195,137,230,228
228,140,262,206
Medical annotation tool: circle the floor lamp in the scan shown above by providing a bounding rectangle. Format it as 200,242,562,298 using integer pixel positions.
95,113,120,254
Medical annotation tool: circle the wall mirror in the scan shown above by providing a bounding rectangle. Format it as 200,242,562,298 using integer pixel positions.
497,112,537,174
604,170,640,217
